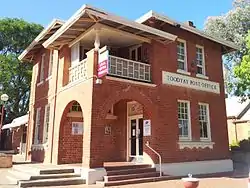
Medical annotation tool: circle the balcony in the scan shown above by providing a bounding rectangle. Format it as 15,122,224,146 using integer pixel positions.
69,58,87,83
68,54,151,85
108,56,151,82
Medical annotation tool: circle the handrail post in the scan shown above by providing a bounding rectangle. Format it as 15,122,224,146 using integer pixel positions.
145,141,162,177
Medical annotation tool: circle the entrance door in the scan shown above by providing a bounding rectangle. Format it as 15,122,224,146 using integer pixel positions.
129,116,143,158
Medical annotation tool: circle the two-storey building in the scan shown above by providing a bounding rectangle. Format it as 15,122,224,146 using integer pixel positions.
19,5,238,184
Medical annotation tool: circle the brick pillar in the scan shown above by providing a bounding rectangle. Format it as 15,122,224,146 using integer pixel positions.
82,49,101,168
62,46,71,87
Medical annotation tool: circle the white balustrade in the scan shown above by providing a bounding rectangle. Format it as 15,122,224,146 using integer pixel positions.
69,59,87,83
108,55,151,82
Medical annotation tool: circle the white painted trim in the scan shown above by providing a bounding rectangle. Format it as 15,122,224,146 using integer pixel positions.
34,107,41,145
129,44,142,61
136,11,239,50
177,69,191,76
42,5,177,48
18,19,65,61
196,74,209,80
196,45,206,76
154,159,233,176
36,81,44,87
178,141,214,149
177,39,188,72
198,103,212,141
106,76,156,87
127,114,143,159
177,100,192,141
45,76,52,81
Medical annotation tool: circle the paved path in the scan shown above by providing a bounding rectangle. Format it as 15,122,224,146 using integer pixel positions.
0,177,243,188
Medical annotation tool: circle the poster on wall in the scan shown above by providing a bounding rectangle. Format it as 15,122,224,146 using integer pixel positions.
143,120,151,136
72,122,83,135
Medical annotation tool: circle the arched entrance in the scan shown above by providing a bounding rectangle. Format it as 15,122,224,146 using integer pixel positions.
100,98,152,163
58,101,84,164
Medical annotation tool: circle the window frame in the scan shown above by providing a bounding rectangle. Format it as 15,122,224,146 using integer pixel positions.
198,102,211,141
196,45,206,76
43,104,50,144
177,100,192,141
129,44,142,62
177,39,188,72
34,107,41,144
39,54,45,83
48,50,53,78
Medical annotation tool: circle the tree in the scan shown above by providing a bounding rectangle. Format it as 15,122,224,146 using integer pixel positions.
204,0,250,93
231,32,250,100
0,18,43,123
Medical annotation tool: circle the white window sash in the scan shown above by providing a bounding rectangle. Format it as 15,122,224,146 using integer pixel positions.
196,45,205,75
48,50,53,77
178,100,191,140
43,104,50,143
40,54,45,82
34,108,41,144
71,42,80,67
177,39,187,71
199,103,211,141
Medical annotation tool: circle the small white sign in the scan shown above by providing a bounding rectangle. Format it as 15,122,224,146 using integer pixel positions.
143,120,151,136
72,122,83,135
162,71,220,94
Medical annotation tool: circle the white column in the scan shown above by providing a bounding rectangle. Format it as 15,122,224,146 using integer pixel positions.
94,28,100,51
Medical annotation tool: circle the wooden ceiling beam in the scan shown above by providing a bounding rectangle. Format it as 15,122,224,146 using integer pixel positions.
60,34,76,39
68,27,86,32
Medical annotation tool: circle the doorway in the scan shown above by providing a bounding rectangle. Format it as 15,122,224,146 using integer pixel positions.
128,115,143,160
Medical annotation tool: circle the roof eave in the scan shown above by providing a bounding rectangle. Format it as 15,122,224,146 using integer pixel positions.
136,11,240,51
42,5,177,49
18,19,65,62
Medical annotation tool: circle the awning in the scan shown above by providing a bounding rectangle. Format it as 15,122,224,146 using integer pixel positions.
2,114,28,130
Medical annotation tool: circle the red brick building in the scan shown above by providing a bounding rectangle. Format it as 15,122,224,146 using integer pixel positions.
19,5,238,184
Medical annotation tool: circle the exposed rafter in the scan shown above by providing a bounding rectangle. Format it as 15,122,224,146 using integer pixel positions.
60,34,76,39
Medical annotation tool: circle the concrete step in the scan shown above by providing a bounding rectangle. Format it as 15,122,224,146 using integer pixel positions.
104,164,152,171
29,173,80,180
39,168,74,175
104,172,160,182
97,175,177,186
12,165,40,175
107,167,156,176
8,169,31,181
19,177,85,188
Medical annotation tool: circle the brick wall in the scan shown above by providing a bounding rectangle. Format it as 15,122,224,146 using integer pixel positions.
58,102,83,164
27,21,229,167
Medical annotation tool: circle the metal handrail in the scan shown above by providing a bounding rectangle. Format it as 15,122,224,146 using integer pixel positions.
145,141,162,177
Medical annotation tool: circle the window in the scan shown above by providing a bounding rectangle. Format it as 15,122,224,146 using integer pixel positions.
129,45,142,62
34,108,41,144
48,50,53,77
71,43,80,67
70,102,82,112
177,40,187,71
43,104,50,143
199,103,211,140
196,46,205,75
79,46,89,61
39,54,45,83
178,100,191,139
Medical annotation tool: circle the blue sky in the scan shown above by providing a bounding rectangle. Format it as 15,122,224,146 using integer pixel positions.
0,0,233,29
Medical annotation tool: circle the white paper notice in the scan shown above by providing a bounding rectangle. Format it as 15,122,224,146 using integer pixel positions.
143,120,151,136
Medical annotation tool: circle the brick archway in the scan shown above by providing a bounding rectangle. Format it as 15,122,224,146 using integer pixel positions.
92,86,160,164
97,86,158,121
58,100,84,164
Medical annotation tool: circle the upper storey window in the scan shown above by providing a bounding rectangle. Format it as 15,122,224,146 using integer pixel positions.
196,45,205,75
39,54,45,83
177,39,187,71
48,50,53,77
129,45,142,62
